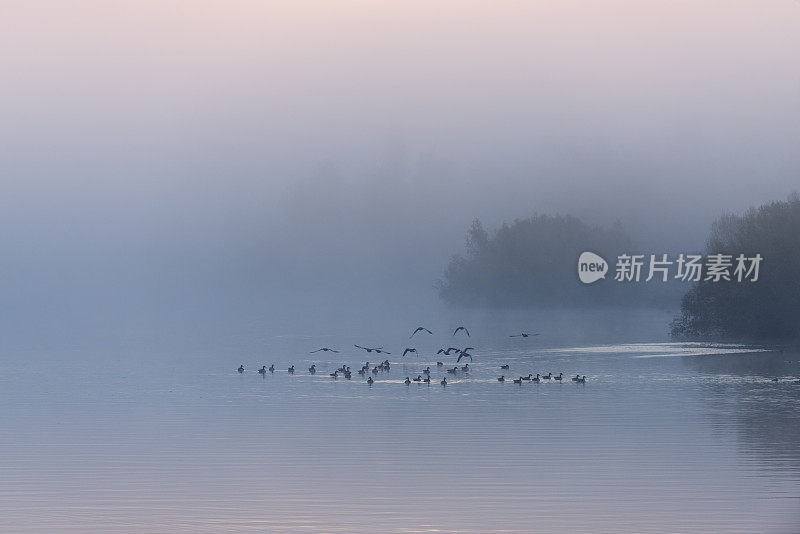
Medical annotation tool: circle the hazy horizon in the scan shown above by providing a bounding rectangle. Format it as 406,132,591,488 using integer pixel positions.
1,1,798,348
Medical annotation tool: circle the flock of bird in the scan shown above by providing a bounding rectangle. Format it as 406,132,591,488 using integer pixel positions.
236,326,589,387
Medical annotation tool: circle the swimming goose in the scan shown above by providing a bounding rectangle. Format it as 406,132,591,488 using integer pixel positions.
344,371,352,379
238,365,245,373
498,375,505,382
423,377,431,383
513,377,523,384
258,366,266,375
532,373,541,383
329,371,338,378
441,378,447,386
367,376,374,385
541,372,552,380
404,377,411,385
357,368,366,376
268,364,275,373
437,362,444,367
500,364,510,370
521,374,533,381
422,367,431,375
571,374,581,382
460,364,470,372
554,372,563,382
576,375,587,383
447,367,457,374
412,375,422,382
288,366,295,374
308,364,316,374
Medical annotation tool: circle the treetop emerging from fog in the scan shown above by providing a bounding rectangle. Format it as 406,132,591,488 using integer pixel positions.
671,194,800,341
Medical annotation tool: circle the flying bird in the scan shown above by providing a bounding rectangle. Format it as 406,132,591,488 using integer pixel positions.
456,351,473,363
402,348,417,357
355,345,383,353
410,327,433,338
453,326,470,337
310,347,339,353
509,333,539,338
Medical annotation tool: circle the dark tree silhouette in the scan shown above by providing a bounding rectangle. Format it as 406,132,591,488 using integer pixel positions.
437,214,652,307
671,194,800,341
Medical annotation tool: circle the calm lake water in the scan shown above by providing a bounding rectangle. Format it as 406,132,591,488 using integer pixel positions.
1,308,799,533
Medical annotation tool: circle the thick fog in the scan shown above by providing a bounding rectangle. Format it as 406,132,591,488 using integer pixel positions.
1,1,798,348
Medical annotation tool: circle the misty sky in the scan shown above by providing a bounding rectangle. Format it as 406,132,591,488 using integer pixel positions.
1,1,798,345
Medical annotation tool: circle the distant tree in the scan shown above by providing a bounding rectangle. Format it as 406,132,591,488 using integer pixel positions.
671,194,800,341
437,214,651,307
